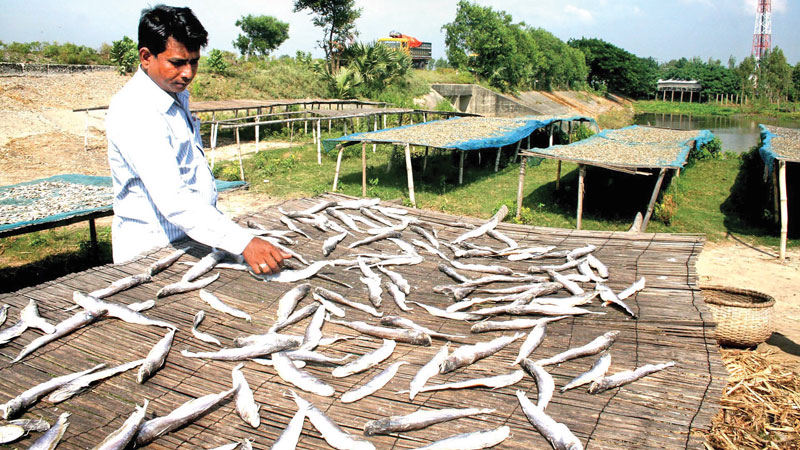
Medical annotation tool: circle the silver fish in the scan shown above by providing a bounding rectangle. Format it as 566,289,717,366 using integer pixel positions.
262,237,311,266
370,205,408,216
516,390,583,450
458,274,550,289
411,225,439,249
73,291,176,329
328,319,431,346
349,214,381,229
411,239,448,260
453,248,494,258
415,370,524,393
28,412,70,450
586,254,609,278
93,400,148,450
567,244,596,261
595,284,637,318
1,299,56,344
272,351,335,396
561,352,612,392
348,231,402,249
13,307,107,362
157,272,220,298
181,337,299,361
364,407,495,436
327,208,363,233
280,215,311,239
253,357,306,369
471,303,600,317
374,254,423,266
290,390,375,450
128,300,156,312
388,237,419,256
134,387,237,446
470,316,568,333
360,207,394,226
500,245,556,257
438,263,469,283
304,199,339,214
564,273,592,283
0,424,24,444
89,273,151,299
359,275,383,308
385,281,412,312
234,332,302,348
275,283,312,324
149,247,189,276
338,198,381,210
487,229,518,249
578,261,605,283
48,359,145,403
232,363,261,428
199,289,252,322
341,361,408,403
380,316,466,341
513,322,547,365
312,293,346,318
536,331,620,367
241,439,254,450
295,214,330,233
253,260,334,283
409,343,449,401
192,311,223,346
410,301,482,321
270,404,306,450
440,333,524,374
286,349,354,365
520,359,554,410
588,361,675,394
182,249,227,282
137,328,175,383
450,260,513,275
1,364,104,419
531,292,598,307
618,277,646,300
377,266,410,294
0,304,8,327
332,339,396,377
549,270,584,295
315,287,382,318
302,305,327,351
415,425,511,450
270,303,319,333
323,231,348,257
528,258,587,274
451,205,507,245
8,418,50,433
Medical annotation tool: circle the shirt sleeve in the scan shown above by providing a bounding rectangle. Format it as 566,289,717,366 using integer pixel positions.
109,104,253,255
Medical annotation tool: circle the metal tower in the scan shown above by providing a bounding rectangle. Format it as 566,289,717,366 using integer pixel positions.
752,0,772,60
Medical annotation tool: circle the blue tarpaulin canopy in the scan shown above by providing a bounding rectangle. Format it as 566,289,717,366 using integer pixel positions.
759,124,800,177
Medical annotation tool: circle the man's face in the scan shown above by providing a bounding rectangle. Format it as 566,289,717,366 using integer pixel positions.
140,36,200,94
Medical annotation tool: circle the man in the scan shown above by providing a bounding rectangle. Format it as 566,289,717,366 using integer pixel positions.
107,5,288,274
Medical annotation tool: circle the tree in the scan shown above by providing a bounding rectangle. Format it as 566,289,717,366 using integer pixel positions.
110,36,138,74
233,15,289,58
791,62,800,101
293,0,361,72
569,38,657,98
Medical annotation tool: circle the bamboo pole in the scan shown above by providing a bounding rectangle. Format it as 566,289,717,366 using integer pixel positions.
361,141,367,197
576,165,586,230
494,147,502,172
332,145,344,191
386,146,395,173
772,167,780,224
556,161,562,190
516,156,527,220
317,120,322,165
641,168,668,232
373,115,378,153
458,151,465,185
423,147,429,173
404,143,416,207
210,122,217,169
779,161,788,261
235,128,245,181
84,110,89,151
289,121,294,148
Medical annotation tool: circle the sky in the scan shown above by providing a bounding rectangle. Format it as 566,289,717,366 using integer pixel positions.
1,0,798,65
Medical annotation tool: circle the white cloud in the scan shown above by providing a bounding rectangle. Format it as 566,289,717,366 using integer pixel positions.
739,0,787,16
564,5,594,24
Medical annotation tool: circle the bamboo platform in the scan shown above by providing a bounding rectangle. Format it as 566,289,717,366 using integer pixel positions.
0,193,726,449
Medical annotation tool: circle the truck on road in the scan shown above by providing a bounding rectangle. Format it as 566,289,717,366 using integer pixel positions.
378,32,432,69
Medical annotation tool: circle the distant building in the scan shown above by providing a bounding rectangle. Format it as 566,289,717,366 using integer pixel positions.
657,79,702,102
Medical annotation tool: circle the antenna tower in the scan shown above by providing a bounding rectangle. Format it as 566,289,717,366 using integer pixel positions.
751,0,771,61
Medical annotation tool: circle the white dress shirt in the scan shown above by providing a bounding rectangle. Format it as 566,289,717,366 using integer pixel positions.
106,67,252,263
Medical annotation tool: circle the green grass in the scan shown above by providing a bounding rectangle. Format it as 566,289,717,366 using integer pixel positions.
635,99,800,120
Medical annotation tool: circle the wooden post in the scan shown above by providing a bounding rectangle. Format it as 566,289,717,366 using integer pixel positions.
772,167,781,224
255,122,260,153
235,127,245,181
361,141,367,197
316,119,322,165
404,143,416,207
423,147,429,173
382,114,386,130
556,161,562,190
548,125,554,147
778,161,788,261
513,141,521,162
328,119,331,133
372,115,378,153
89,218,98,255
641,168,668,232
458,151,465,185
516,156,527,220
332,145,344,191
289,122,294,148
689,91,693,103
84,110,89,151
576,165,586,230
494,147,502,172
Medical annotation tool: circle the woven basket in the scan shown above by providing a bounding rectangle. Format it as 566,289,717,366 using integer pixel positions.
702,284,775,347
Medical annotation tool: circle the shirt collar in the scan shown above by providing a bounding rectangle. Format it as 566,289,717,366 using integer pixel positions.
133,66,191,114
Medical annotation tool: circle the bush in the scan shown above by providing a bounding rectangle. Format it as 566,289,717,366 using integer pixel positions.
205,49,228,74
212,164,241,181
654,193,678,225
691,136,722,161
110,36,138,74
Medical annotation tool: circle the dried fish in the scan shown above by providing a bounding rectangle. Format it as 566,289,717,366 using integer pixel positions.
262,237,311,266
359,207,394,227
182,249,227,282
275,283,312,324
520,359,554,410
513,322,547,365
0,424,24,444
368,219,411,235
290,390,375,450
181,337,299,361
93,400,148,450
380,316,466,341
1,364,104,419
328,318,431,346
516,390,583,450
128,300,156,312
440,333,524,374
0,304,8,327
388,237,419,257
451,205,507,245
315,287,382,318
134,387,237,446
192,311,223,346
549,270,584,295
415,425,510,450
232,364,261,428
595,284,637,318
252,260,334,283
410,301,482,321
323,231,348,257
414,370,524,393
528,258,586,274
272,352,335,396
312,292,346,318
487,229,518,249
377,266,410,294
471,303,599,318
157,272,219,298
285,349,354,365
349,213,381,229
578,261,605,283
348,231,402,249
411,239,448,260
280,215,311,239
618,277,646,300
73,291,176,329
48,359,145,403
234,332,302,348
450,259,513,275
411,225,439,249
438,264,470,283
29,412,70,450
567,244,596,261
385,281,412,312
332,339,396,377
588,361,675,394
536,331,619,367
137,328,175,383
89,273,151,299
470,316,568,333
149,247,189,276
301,305,327,351
561,352,611,392
338,198,381,210
327,208,364,233
199,289,252,322
13,307,108,362
341,361,408,403
358,259,383,307
364,407,494,436
270,303,319,333
409,343,449,401
585,254,608,278
531,292,598,307
270,404,306,450
8,418,50,433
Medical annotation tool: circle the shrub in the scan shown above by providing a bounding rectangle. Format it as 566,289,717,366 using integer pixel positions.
212,164,241,181
110,36,138,74
690,136,722,161
654,193,678,225
205,49,228,74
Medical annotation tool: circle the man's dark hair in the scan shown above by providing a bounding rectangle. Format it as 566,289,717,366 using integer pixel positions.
138,5,208,55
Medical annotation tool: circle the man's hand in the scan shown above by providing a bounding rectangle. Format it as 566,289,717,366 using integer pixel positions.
242,238,292,275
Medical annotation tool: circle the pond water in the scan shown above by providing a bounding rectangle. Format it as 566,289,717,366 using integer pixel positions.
633,113,800,153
